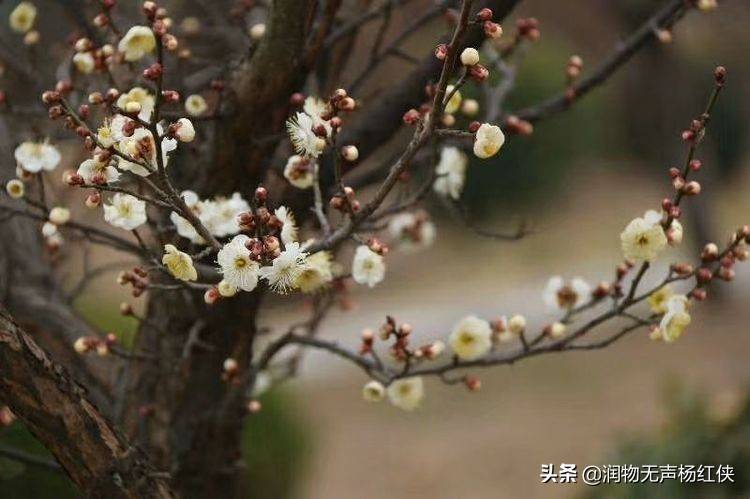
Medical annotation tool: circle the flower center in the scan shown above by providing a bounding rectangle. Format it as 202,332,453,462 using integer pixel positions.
234,257,248,269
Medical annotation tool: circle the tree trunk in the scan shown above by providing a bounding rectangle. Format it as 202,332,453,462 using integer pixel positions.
0,308,175,498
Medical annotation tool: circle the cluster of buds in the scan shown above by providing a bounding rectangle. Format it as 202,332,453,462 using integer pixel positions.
503,115,534,136
694,227,749,290
118,267,150,297
516,17,541,42
93,0,116,29
543,321,567,339
379,316,413,361
73,333,117,356
414,340,445,360
366,237,389,257
611,259,637,298
71,36,116,75
668,166,701,197
329,186,361,213
478,8,503,40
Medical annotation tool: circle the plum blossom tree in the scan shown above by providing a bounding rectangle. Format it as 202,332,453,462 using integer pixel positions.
0,0,746,497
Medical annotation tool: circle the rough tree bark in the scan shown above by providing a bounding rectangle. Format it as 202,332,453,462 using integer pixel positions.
0,308,175,498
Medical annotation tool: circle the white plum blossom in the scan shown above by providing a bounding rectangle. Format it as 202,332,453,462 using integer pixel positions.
387,212,436,253
295,251,334,293
116,125,177,176
118,26,156,62
286,112,326,158
283,155,314,189
73,52,95,74
162,244,197,282
116,88,155,121
9,2,36,33
303,96,332,133
620,210,668,262
15,141,61,173
473,123,505,159
48,207,70,225
5,179,24,199
444,85,462,114
433,146,468,200
103,193,147,230
217,235,260,292
274,206,298,245
174,118,195,142
77,158,120,184
653,294,691,342
352,245,385,288
185,94,208,117
172,192,250,245
259,242,309,294
648,285,674,315
387,377,424,411
543,276,592,311
362,380,386,402
449,315,493,360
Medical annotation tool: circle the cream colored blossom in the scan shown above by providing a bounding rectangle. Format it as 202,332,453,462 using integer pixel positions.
259,242,309,294
295,251,333,293
387,377,424,411
449,315,492,361
10,2,36,33
116,88,155,121
217,234,260,292
620,211,668,262
656,295,691,342
444,85,462,114
648,285,674,315
103,193,147,230
433,146,468,200
73,52,95,74
15,141,61,173
118,26,156,61
387,212,436,253
473,123,505,159
274,206,298,245
48,207,70,225
185,94,208,117
217,279,238,297
362,381,385,402
5,179,24,199
286,112,326,158
543,276,591,311
77,158,120,184
352,245,385,288
162,244,197,281
283,155,314,189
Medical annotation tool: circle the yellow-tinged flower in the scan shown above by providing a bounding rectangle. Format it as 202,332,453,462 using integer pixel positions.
10,2,37,33
185,94,208,117
387,377,424,411
473,123,505,159
444,85,462,114
362,380,385,402
449,315,492,360
648,285,674,314
656,295,691,343
620,211,668,262
295,251,333,293
118,26,156,61
162,244,197,282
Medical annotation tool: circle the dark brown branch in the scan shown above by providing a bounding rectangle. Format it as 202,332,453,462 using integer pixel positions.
0,309,175,498
513,0,692,123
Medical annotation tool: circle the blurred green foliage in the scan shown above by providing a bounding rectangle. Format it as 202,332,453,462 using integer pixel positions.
459,38,615,216
581,384,750,499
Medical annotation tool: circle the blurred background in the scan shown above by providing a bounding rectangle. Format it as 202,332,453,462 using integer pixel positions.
1,0,750,498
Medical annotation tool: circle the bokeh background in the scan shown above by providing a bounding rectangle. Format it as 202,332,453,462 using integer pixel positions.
1,0,750,498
